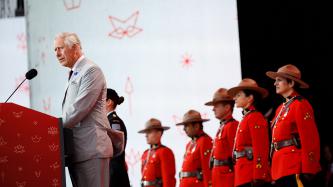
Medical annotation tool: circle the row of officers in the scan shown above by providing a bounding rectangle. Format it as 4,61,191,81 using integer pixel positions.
109,64,320,187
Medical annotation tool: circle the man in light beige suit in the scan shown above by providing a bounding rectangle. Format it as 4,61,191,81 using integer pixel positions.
54,32,113,187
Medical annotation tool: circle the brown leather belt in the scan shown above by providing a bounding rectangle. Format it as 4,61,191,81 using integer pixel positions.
272,138,296,151
141,179,162,187
179,171,203,180
233,147,253,160
212,158,231,167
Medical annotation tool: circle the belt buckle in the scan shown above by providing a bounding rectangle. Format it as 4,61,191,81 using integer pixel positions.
273,142,278,151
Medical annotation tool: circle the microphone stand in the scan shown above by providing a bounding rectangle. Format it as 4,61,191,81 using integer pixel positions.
4,78,27,103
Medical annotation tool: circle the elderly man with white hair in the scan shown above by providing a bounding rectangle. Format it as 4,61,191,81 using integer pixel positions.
54,32,113,187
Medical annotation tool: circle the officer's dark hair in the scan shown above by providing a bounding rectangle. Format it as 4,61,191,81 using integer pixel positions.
243,89,261,107
220,100,235,112
107,88,124,109
286,78,301,92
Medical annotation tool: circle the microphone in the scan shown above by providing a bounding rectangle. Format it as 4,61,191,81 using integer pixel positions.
4,69,38,103
25,68,38,80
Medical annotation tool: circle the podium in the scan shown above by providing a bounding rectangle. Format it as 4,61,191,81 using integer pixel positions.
0,103,66,187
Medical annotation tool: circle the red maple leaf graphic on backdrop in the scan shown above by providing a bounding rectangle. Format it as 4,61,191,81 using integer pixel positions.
17,33,27,51
108,11,142,39
125,148,141,175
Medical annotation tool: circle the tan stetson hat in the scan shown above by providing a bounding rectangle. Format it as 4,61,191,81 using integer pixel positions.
227,78,269,98
176,110,210,126
205,88,233,106
266,64,309,89
138,118,170,133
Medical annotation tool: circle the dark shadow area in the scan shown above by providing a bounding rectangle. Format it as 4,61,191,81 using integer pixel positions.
237,1,332,186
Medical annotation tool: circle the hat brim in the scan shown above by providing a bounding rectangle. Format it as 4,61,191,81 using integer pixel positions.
227,86,269,98
176,119,210,126
266,71,309,89
205,98,234,106
138,126,170,133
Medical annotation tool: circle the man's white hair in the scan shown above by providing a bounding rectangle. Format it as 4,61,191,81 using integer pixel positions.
55,32,82,49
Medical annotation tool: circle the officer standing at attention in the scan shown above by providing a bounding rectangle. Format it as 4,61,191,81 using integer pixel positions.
106,88,130,187
139,118,176,187
266,64,321,187
177,110,213,187
205,88,238,187
228,78,271,187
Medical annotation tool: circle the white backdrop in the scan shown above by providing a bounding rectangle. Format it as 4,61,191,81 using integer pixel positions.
0,17,29,107
24,0,242,186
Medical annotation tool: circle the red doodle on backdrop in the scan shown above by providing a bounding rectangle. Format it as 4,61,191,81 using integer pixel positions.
125,148,141,175
63,0,81,10
181,53,194,68
15,76,30,95
172,114,186,136
108,11,143,39
42,97,51,113
38,37,47,64
125,76,134,115
17,33,27,51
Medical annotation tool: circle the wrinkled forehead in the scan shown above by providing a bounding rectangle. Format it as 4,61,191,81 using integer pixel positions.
54,37,65,48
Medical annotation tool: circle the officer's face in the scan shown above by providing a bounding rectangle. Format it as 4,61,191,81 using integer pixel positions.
105,99,116,113
183,123,199,137
145,129,162,145
274,76,293,96
213,102,230,120
233,91,253,109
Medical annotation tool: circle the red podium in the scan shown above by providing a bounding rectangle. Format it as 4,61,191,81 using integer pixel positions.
0,103,66,187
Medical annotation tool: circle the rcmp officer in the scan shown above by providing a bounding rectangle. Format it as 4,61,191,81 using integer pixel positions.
176,110,213,187
266,64,321,186
205,88,238,187
228,79,271,187
138,118,176,187
106,88,130,187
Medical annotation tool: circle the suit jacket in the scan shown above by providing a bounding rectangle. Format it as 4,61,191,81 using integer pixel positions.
62,57,113,163
108,111,130,187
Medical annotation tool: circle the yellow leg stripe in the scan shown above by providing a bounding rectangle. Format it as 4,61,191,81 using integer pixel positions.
295,174,304,187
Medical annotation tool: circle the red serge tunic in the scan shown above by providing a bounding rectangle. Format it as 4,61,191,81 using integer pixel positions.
211,115,238,187
271,93,321,180
141,144,176,187
180,132,213,187
233,106,270,186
